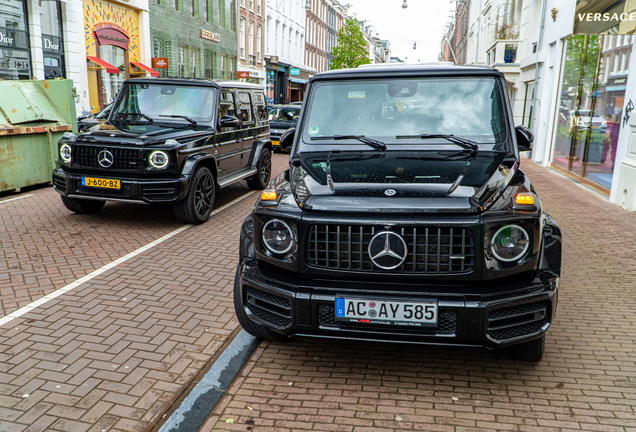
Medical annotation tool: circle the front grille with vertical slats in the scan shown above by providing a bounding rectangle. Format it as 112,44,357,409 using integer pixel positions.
74,146,142,171
487,301,550,340
305,224,475,274
318,304,456,334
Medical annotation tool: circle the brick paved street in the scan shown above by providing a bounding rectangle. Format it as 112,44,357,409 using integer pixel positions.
2,155,636,432
202,160,636,432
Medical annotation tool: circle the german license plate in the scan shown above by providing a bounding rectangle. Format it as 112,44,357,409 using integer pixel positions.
335,298,437,326
272,140,280,147
82,177,121,189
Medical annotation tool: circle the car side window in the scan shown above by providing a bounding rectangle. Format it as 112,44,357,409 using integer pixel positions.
254,92,268,124
219,91,237,132
238,91,253,126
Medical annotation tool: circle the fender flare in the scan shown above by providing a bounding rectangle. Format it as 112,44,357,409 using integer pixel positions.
239,215,255,258
181,153,219,182
248,139,273,168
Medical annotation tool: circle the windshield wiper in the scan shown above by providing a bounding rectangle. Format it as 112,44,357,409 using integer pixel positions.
114,112,154,123
311,135,387,151
396,134,479,151
159,114,197,125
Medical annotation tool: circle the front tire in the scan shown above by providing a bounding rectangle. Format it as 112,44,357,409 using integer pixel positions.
247,148,271,190
60,196,105,214
174,167,215,224
233,267,288,342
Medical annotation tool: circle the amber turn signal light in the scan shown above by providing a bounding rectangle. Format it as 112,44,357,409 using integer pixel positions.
260,190,278,201
515,193,535,205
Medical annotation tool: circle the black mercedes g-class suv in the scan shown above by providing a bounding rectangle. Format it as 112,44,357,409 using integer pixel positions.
53,78,272,224
234,64,562,361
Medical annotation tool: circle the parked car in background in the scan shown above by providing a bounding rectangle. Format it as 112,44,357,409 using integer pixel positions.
234,64,562,362
53,78,272,224
78,103,113,132
268,104,300,151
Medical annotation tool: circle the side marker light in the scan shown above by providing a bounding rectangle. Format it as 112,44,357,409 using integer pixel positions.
260,190,278,201
515,193,535,205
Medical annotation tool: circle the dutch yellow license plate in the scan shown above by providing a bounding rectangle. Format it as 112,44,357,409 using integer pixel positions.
272,140,280,147
82,177,121,189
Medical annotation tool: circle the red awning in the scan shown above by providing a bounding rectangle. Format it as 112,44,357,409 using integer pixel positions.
86,56,119,74
131,61,160,77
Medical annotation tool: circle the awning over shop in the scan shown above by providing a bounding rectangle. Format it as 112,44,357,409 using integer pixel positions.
131,61,160,77
86,56,119,74
289,77,307,84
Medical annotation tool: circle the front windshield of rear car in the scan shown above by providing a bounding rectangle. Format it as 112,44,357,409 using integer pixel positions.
303,77,507,144
269,107,300,122
112,83,216,122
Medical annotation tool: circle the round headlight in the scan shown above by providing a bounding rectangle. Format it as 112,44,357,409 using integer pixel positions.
60,144,72,163
262,219,294,254
490,225,530,262
149,151,169,169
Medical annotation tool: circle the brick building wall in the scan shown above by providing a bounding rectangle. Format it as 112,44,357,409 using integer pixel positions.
149,0,238,79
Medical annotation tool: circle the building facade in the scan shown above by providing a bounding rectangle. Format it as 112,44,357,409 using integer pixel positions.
1,0,86,113
305,0,329,74
444,0,636,211
265,0,310,104
148,0,238,82
237,0,265,85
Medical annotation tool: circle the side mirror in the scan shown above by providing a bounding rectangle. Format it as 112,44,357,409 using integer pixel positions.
219,115,239,128
515,125,534,152
279,127,296,150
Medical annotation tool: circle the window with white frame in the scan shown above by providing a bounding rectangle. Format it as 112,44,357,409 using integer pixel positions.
249,0,253,10
257,24,262,62
190,48,197,77
240,17,246,58
257,0,261,14
240,0,244,6
249,21,254,58
622,52,628,72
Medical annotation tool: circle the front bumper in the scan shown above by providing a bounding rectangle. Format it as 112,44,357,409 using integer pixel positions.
52,168,189,204
236,259,559,349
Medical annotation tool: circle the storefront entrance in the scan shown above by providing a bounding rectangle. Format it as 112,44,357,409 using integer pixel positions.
551,34,632,193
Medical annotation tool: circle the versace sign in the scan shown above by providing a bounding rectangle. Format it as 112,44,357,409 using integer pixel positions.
574,0,636,35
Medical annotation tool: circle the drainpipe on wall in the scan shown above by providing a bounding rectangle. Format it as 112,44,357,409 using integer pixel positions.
529,0,547,133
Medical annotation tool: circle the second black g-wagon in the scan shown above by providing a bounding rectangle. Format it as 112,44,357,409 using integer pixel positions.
53,78,272,224
234,64,562,361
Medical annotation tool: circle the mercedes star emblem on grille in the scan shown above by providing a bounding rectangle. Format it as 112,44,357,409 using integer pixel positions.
98,150,114,168
368,231,408,270
384,189,396,196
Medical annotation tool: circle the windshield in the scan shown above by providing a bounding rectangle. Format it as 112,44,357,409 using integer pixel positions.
303,78,507,144
112,83,216,123
269,107,300,122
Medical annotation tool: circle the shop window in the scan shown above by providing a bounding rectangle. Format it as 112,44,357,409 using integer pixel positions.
204,50,216,78
220,55,226,79
238,92,253,125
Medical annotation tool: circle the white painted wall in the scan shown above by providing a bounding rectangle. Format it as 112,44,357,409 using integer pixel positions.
265,0,306,69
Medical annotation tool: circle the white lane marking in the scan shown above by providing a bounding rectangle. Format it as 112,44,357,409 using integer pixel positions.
0,191,257,327
0,195,33,205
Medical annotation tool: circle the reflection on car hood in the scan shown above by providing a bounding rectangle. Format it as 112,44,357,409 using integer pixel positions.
76,121,210,145
292,151,518,213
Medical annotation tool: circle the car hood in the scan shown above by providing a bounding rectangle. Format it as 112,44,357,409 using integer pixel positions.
292,151,518,213
76,121,210,145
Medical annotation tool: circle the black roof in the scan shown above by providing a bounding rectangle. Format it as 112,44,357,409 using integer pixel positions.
313,63,503,80
125,77,264,90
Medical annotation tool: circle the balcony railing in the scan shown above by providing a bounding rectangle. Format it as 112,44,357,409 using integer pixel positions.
486,39,521,66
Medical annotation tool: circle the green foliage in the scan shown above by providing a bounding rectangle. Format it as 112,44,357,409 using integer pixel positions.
330,18,371,70
562,35,601,96
496,22,519,40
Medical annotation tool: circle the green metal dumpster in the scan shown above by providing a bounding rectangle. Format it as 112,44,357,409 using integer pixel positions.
0,79,77,193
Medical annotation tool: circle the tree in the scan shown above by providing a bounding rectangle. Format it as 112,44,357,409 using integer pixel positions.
330,18,371,70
